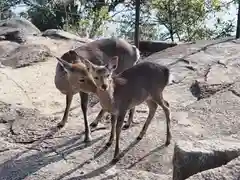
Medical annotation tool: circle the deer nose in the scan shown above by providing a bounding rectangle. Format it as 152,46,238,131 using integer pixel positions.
101,84,107,90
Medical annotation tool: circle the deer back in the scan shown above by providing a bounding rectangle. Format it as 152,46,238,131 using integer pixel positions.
74,38,140,74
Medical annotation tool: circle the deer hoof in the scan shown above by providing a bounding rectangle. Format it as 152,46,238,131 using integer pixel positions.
90,122,98,128
112,155,120,163
122,124,130,130
137,133,144,140
106,141,112,147
165,139,171,146
57,122,64,129
84,136,92,143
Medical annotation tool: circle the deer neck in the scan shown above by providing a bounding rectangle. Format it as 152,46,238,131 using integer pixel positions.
96,78,115,112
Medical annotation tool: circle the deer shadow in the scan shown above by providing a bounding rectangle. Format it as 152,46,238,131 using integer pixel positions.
0,126,108,180
56,138,167,180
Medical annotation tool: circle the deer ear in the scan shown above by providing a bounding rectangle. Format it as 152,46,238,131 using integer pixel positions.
56,57,73,73
106,56,118,71
83,58,95,72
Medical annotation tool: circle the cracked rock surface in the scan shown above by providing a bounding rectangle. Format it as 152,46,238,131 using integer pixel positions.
0,37,240,179
173,139,240,180
186,155,240,180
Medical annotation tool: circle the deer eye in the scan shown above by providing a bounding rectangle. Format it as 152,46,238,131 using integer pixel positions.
106,74,110,78
79,79,85,83
94,77,99,80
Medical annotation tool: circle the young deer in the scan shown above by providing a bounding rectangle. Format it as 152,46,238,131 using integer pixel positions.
85,56,172,162
54,38,140,142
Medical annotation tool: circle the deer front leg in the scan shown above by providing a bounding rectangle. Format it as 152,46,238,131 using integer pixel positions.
106,114,116,147
80,91,92,142
90,109,106,128
113,110,127,162
137,100,157,140
57,93,73,128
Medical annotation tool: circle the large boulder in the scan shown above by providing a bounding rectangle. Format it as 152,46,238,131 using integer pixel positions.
23,35,85,57
0,44,51,68
173,139,240,180
42,29,92,43
139,40,177,56
0,18,41,43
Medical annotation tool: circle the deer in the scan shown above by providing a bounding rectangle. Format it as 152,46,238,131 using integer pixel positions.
54,38,141,142
83,56,172,162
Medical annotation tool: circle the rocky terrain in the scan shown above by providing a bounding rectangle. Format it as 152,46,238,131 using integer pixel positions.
0,18,240,180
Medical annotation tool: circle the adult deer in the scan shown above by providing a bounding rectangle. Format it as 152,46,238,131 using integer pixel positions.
54,38,140,142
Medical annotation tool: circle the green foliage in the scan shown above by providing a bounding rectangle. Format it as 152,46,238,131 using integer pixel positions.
151,0,225,42
0,0,20,19
116,0,236,42
26,0,80,31
116,2,158,40
4,0,238,41
84,5,111,38
23,0,125,37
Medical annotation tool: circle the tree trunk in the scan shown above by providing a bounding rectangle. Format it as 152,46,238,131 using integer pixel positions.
134,0,140,48
236,0,240,38
64,5,69,31
89,12,100,38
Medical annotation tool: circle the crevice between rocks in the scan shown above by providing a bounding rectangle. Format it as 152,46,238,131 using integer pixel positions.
229,89,240,98
189,80,233,101
203,65,211,82
203,61,227,82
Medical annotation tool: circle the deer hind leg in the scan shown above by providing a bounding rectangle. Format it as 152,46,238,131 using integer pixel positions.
123,107,136,130
57,93,73,128
79,91,92,142
137,100,157,140
152,92,171,146
113,110,127,162
90,109,106,128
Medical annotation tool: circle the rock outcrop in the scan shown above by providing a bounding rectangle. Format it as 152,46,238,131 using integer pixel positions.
173,139,240,180
0,17,240,179
0,17,41,43
0,44,51,68
186,156,240,180
42,29,92,43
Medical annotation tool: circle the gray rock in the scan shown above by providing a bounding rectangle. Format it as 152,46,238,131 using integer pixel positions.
1,37,240,179
186,156,240,180
0,18,41,43
0,44,51,68
42,29,92,43
0,17,41,35
135,40,177,56
172,139,240,180
0,27,25,43
0,41,20,56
